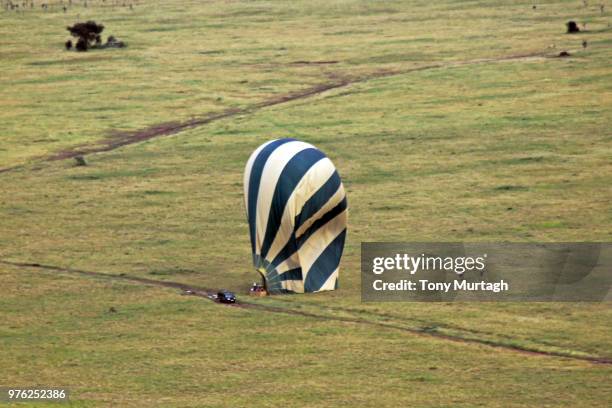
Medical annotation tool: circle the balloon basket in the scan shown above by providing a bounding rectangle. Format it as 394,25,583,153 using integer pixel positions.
249,283,268,297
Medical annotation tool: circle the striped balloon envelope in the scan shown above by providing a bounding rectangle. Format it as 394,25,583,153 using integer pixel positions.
244,138,348,294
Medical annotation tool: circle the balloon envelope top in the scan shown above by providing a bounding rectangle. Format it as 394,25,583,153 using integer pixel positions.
244,139,348,293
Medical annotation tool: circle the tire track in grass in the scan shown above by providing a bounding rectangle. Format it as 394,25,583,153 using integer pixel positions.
0,50,562,173
2,259,610,365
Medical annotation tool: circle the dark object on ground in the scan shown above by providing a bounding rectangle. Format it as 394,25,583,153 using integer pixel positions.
76,38,88,52
75,38,87,51
104,35,126,48
217,290,236,303
67,21,105,51
558,51,571,57
108,307,117,313
74,156,87,166
582,40,588,48
566,21,580,33
65,40,72,50
532,5,536,9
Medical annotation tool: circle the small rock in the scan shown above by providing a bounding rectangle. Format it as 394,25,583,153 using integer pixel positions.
74,155,87,166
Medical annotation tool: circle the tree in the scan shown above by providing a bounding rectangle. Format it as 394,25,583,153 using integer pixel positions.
66,21,104,51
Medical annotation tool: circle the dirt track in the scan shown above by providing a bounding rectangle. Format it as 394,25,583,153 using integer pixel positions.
2,258,609,366
1,50,557,172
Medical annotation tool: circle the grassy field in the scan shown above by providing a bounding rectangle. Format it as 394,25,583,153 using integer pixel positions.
1,0,611,406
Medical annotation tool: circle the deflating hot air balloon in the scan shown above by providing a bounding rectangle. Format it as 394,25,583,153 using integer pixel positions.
244,138,348,294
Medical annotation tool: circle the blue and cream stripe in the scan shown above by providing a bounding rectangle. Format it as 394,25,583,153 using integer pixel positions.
244,138,348,293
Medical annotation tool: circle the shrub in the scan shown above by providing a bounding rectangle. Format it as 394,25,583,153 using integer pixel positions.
67,21,105,49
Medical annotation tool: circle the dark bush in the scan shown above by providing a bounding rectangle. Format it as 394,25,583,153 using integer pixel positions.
65,21,126,51
76,38,88,52
67,21,105,48
566,21,580,33
74,156,88,166
65,40,73,50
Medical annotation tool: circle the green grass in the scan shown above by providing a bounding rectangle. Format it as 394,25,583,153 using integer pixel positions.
2,265,610,407
1,0,611,406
